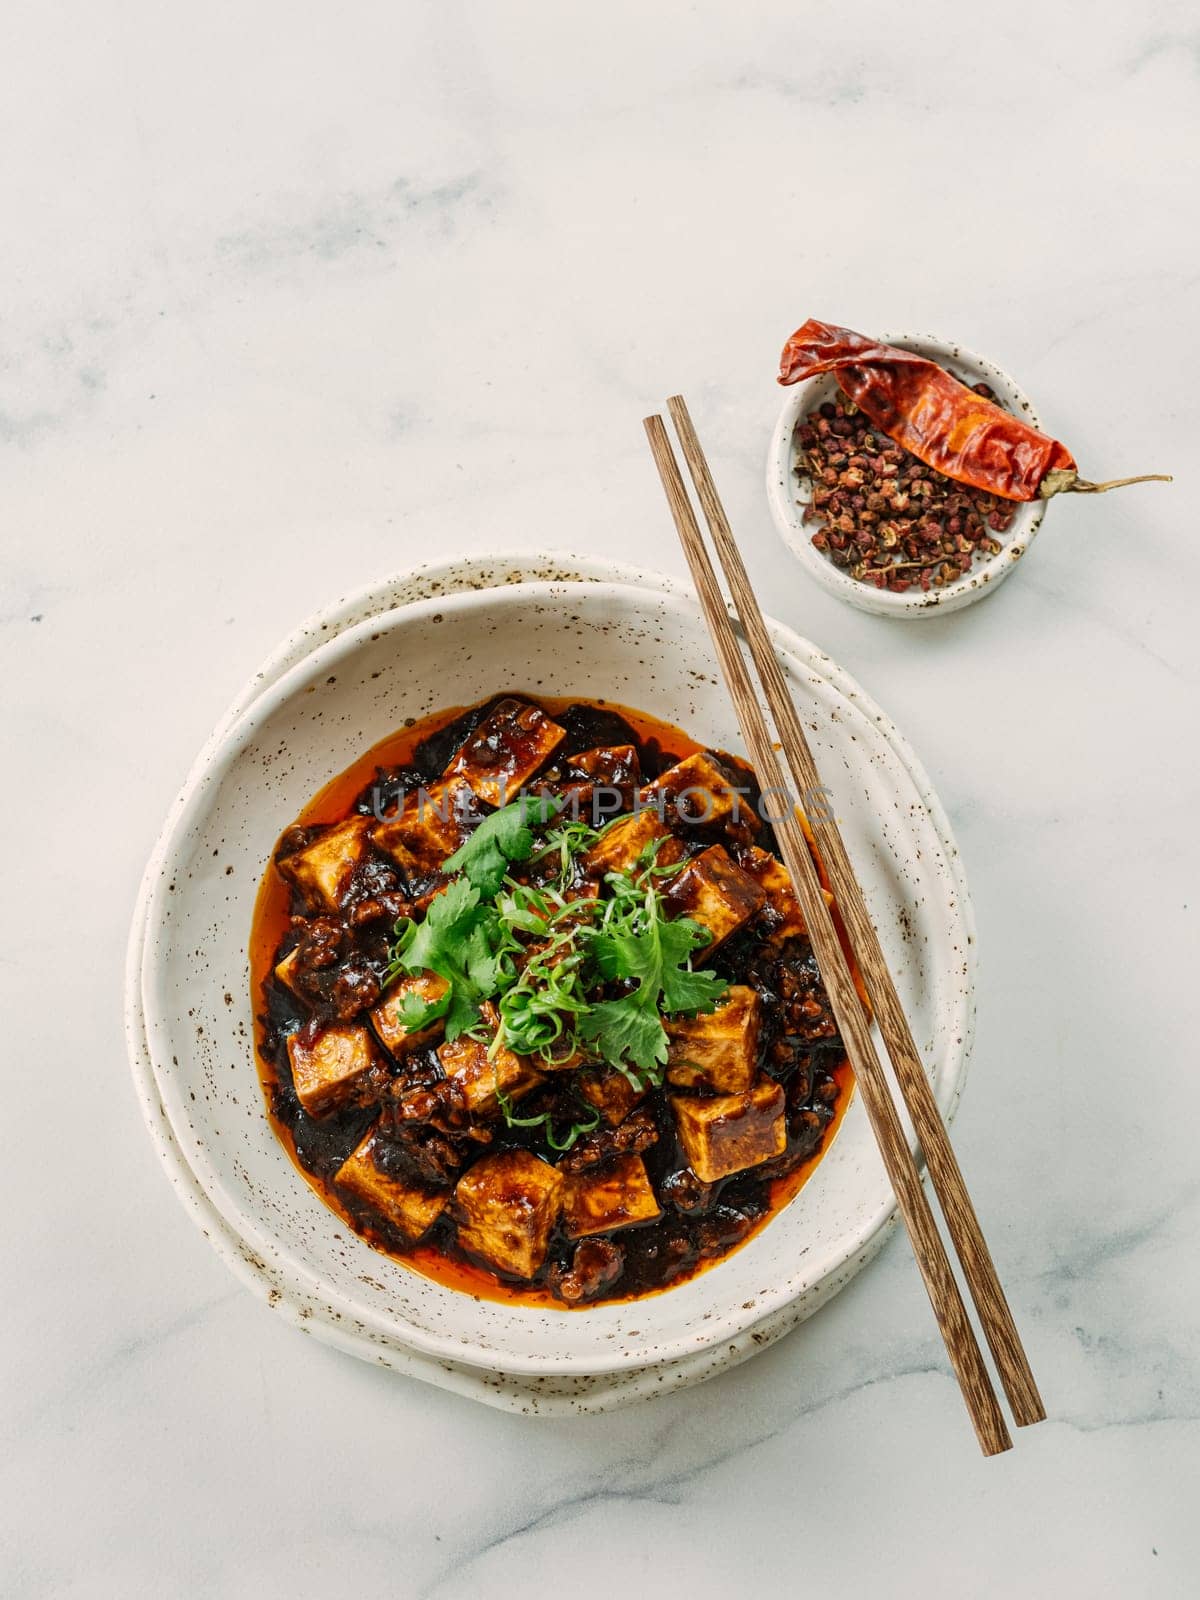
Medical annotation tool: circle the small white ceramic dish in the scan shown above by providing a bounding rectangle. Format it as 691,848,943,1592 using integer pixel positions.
767,332,1047,618
134,558,975,1383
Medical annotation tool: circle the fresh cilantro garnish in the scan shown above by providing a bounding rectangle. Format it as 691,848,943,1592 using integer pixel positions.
576,994,668,1086
442,793,564,896
581,883,726,1084
386,877,502,1040
393,984,451,1032
382,790,727,1117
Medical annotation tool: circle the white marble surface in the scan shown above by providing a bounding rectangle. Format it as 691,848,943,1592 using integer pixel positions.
3,1,1197,1593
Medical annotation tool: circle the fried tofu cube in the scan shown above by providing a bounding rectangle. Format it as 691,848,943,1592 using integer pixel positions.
583,809,683,879
371,776,481,878
436,1028,542,1117
335,1128,450,1242
563,1153,661,1239
444,698,566,806
570,744,640,785
454,1149,564,1278
641,751,745,828
739,845,832,944
551,745,642,818
670,1080,787,1183
273,947,302,994
663,845,765,949
276,815,370,912
286,1023,380,1117
575,1067,646,1126
665,984,761,1093
371,971,450,1057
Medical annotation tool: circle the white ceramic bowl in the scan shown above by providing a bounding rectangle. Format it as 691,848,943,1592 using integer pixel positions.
767,332,1047,618
139,573,975,1375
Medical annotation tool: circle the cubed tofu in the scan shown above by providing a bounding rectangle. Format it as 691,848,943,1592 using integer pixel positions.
436,1029,542,1116
583,808,683,879
569,744,640,785
371,971,450,1057
335,1128,450,1242
665,984,761,1093
371,776,481,878
551,745,642,819
739,845,832,945
453,1149,564,1278
275,815,370,912
286,1023,380,1117
443,698,566,806
641,751,745,828
671,1080,786,1183
563,1153,661,1239
663,845,765,949
273,946,302,994
575,1067,646,1126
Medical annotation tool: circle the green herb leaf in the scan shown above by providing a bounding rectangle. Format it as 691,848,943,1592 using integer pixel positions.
442,793,563,896
395,986,451,1032
389,878,500,1040
386,785,725,1101
578,994,669,1080
658,923,726,1014
660,960,727,1015
579,881,727,1079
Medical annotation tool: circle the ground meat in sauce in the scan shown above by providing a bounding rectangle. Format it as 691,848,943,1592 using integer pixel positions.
255,697,850,1306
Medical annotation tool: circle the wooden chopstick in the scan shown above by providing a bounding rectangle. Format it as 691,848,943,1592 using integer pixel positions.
644,412,1012,1456
665,395,1046,1431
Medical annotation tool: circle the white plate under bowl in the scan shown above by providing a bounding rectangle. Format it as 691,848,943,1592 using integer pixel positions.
136,568,975,1378
767,332,1048,618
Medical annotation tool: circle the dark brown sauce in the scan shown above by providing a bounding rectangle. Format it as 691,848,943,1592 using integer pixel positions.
251,696,856,1307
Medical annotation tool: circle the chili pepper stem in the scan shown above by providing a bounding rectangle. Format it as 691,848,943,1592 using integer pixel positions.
1040,467,1173,498
1074,473,1174,493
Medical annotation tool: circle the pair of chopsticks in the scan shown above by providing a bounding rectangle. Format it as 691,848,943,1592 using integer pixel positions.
644,397,1044,1456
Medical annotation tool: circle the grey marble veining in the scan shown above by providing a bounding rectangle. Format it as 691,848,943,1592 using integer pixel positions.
2,1,1197,1595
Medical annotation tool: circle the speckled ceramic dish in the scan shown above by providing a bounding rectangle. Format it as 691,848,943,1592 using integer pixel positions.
133,557,975,1383
767,332,1047,618
128,556,788,1415
123,554,900,1413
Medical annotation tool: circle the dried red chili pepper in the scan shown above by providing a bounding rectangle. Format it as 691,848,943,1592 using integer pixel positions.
778,320,1171,503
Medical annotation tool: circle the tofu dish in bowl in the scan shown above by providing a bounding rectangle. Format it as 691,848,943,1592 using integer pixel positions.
253,695,857,1307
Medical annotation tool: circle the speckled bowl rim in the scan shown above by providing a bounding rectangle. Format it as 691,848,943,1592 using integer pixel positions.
129,553,975,1381
766,332,1048,617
